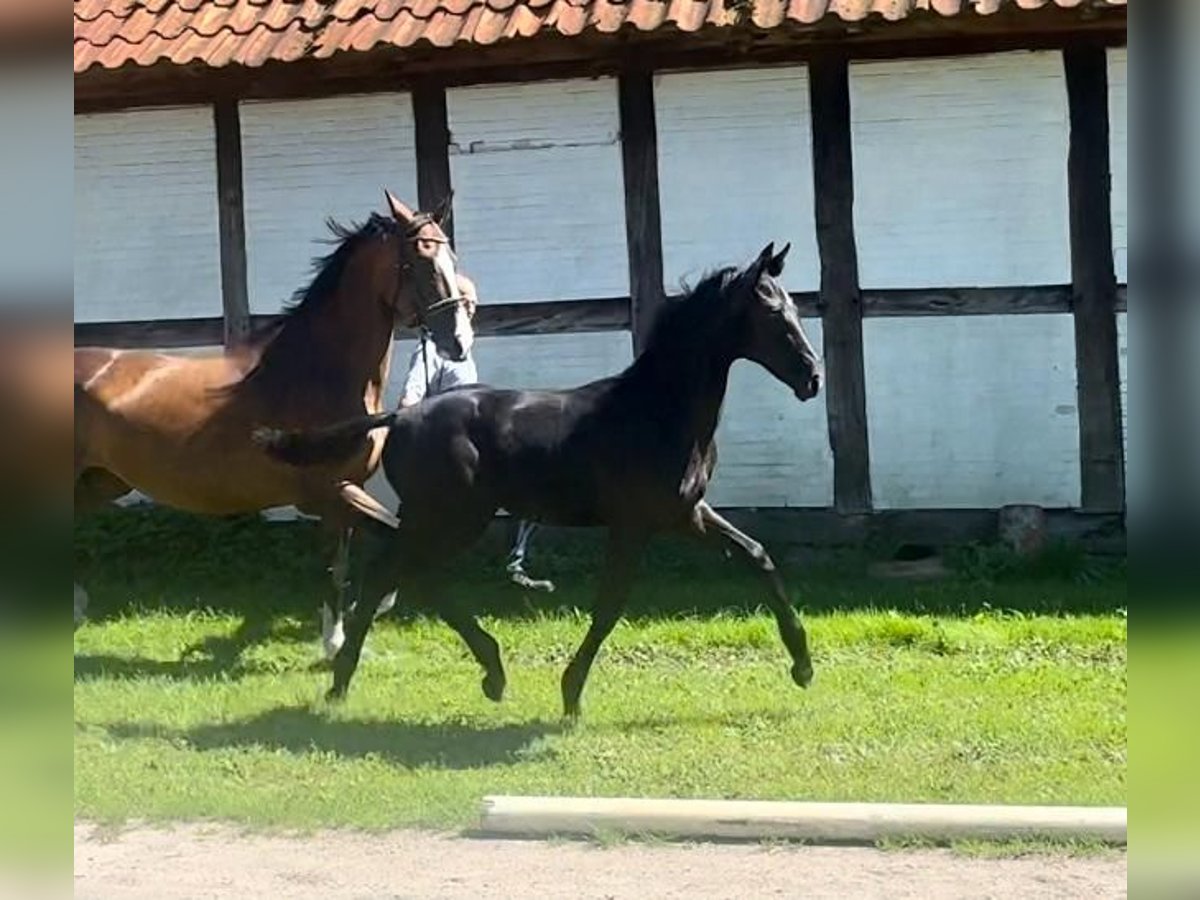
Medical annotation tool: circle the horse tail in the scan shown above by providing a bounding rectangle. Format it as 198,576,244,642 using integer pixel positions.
252,411,399,466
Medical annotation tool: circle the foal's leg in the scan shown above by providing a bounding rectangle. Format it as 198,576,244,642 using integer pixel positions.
320,526,352,660
327,534,406,702
425,579,507,703
690,501,813,688
561,530,645,719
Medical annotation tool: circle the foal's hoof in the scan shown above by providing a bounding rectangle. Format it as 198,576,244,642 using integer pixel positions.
482,673,506,703
325,684,348,704
791,661,814,689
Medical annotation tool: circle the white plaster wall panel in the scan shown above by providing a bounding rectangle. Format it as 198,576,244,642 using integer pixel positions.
706,320,834,508
1108,48,1127,283
365,330,634,508
74,107,222,322
467,331,634,392
864,315,1081,509
239,94,418,316
850,52,1071,289
655,67,820,294
446,79,629,303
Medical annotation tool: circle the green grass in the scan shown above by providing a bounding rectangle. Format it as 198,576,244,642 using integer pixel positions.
74,508,1127,833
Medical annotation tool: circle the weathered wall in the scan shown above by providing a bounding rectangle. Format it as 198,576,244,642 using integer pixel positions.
73,47,1127,516
74,105,222,322
239,93,419,316
446,79,629,303
655,66,833,507
851,51,1080,509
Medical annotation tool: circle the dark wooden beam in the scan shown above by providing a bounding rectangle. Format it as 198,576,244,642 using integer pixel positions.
213,99,250,347
864,284,1072,316
75,297,632,349
809,53,872,515
72,283,1125,351
412,82,455,242
438,297,630,338
618,70,666,356
75,316,228,349
1064,43,1124,513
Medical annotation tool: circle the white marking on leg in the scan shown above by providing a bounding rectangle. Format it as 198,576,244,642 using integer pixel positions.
320,603,345,660
374,589,397,619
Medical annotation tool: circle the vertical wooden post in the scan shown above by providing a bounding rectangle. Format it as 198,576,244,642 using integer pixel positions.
413,82,455,245
1064,44,1124,512
809,54,872,514
618,70,665,356
213,99,249,346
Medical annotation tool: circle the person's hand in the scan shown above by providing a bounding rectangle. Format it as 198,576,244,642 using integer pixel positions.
456,273,479,320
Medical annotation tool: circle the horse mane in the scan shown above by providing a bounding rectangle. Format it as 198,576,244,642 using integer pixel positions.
228,213,399,389
639,266,741,362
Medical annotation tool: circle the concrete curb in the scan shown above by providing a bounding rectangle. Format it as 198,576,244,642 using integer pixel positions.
478,796,1127,845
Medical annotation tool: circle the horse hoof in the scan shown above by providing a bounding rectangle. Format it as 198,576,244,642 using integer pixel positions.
325,686,347,703
791,661,814,689
482,674,506,703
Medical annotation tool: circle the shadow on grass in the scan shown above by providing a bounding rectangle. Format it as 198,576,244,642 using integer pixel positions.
74,611,317,683
76,506,1127,624
102,706,563,769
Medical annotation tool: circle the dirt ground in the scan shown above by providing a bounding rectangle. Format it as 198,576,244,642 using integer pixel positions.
74,822,1127,900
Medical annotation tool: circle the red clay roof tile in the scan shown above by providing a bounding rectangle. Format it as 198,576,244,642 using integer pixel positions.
74,0,1125,73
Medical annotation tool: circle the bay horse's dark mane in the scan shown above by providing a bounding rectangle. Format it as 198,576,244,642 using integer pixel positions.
229,213,400,390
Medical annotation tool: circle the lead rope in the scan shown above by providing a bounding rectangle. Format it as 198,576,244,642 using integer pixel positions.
420,326,432,396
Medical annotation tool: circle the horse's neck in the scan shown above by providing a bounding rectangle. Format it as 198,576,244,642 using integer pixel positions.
626,330,735,450
315,301,395,396
249,292,395,405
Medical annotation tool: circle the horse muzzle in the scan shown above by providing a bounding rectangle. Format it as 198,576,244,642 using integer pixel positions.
795,371,822,402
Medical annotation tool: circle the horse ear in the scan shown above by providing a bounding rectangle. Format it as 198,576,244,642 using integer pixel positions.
431,191,454,230
748,242,775,279
384,188,416,225
766,242,791,277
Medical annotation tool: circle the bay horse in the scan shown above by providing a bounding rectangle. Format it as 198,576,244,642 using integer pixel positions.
74,190,472,649
255,242,823,718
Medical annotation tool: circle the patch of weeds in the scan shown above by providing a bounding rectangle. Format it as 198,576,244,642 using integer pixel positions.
946,540,1118,587
950,836,1121,859
586,825,633,849
875,834,941,852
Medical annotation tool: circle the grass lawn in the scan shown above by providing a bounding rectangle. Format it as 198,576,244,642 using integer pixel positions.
74,509,1127,832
